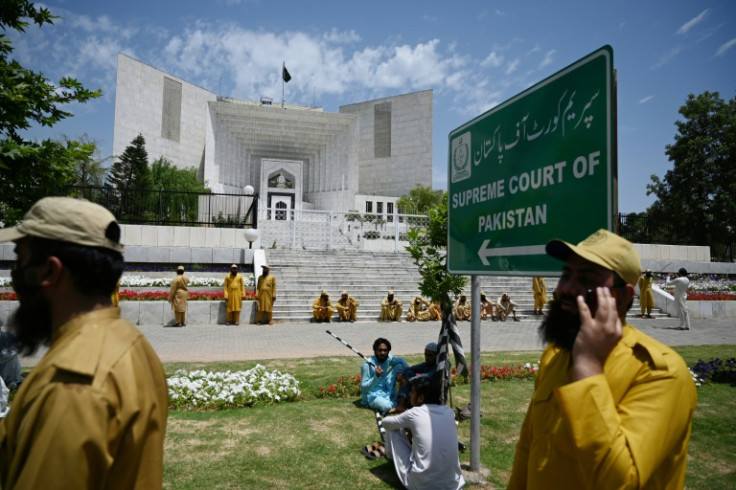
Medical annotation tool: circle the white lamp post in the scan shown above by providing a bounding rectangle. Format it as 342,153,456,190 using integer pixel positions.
244,228,259,249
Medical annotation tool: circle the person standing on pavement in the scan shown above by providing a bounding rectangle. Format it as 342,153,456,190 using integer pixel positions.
169,265,189,327
225,264,246,325
532,276,547,315
509,229,696,489
666,268,691,330
0,197,168,489
255,264,276,325
637,269,655,318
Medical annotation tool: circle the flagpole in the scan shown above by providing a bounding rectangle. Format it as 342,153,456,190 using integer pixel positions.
282,61,285,108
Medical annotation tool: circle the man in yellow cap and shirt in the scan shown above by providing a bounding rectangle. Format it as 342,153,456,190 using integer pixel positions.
255,264,276,325
0,197,168,489
336,290,360,322
508,229,696,489
380,290,403,321
224,264,246,325
312,291,334,322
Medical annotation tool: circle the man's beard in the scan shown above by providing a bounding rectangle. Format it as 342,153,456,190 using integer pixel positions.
538,298,581,351
8,288,53,356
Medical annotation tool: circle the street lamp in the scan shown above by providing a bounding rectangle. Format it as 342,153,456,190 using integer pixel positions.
244,185,255,196
244,228,259,249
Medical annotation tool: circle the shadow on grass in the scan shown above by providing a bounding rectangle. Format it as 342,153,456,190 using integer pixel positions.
368,461,403,488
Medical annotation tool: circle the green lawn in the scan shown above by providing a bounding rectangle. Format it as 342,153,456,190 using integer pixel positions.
164,345,736,489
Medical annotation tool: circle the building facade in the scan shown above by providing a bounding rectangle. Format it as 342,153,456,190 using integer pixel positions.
113,54,433,219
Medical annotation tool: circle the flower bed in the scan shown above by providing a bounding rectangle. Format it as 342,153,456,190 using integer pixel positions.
0,291,256,301
168,365,302,410
691,358,736,384
315,364,538,399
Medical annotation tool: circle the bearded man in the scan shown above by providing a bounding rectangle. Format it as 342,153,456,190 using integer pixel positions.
0,197,168,489
508,229,697,489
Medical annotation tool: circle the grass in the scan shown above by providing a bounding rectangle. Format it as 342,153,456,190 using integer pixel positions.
162,345,736,489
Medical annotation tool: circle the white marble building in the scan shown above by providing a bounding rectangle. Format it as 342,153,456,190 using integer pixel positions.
113,54,433,218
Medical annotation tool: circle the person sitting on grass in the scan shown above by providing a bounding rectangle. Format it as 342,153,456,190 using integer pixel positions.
360,338,408,414
382,375,466,490
388,368,416,414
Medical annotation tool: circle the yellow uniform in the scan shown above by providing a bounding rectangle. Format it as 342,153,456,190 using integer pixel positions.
454,297,471,321
255,272,276,324
380,294,403,321
336,295,360,322
480,296,495,320
312,296,334,322
169,273,189,326
509,324,696,490
638,274,655,316
428,301,442,321
407,296,431,321
225,272,246,324
532,277,547,314
0,308,168,489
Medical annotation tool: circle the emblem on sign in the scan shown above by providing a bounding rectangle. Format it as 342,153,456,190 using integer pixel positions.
451,132,471,183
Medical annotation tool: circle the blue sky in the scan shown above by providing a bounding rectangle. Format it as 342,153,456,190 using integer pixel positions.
13,0,736,213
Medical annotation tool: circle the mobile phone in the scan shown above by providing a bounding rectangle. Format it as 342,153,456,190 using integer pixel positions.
584,287,623,315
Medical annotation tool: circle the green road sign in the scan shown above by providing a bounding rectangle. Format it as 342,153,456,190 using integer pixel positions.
447,45,615,276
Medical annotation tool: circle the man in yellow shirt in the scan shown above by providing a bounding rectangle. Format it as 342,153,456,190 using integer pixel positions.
169,265,189,327
508,229,697,489
255,264,276,325
532,276,547,315
224,264,246,325
637,269,655,318
0,197,168,489
336,290,360,322
406,295,431,322
453,292,471,321
312,291,334,322
380,290,403,321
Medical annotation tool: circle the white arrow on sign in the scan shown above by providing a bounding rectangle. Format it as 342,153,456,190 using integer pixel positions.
478,240,547,266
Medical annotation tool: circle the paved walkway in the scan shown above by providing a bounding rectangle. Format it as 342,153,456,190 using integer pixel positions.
19,316,736,366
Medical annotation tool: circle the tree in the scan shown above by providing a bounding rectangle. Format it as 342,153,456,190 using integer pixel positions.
107,134,151,191
106,134,152,221
405,193,466,309
396,183,444,214
71,135,108,187
0,0,101,224
151,157,210,223
647,91,736,248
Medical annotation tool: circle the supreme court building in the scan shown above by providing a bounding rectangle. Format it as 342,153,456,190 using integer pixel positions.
113,54,433,220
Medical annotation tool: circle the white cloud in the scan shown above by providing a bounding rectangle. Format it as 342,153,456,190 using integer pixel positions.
323,28,361,44
638,95,654,104
715,38,736,57
481,51,503,68
676,9,709,35
505,58,520,75
650,46,682,69
538,49,556,70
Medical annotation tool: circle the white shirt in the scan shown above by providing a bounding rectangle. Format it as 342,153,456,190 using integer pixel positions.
382,404,465,490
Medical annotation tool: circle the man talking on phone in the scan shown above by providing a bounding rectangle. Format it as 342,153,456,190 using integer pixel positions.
508,229,696,490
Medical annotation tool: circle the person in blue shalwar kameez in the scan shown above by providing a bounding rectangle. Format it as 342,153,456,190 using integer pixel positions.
360,338,408,414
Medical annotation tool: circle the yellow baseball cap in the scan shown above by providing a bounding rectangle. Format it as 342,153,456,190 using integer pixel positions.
546,229,641,286
0,197,123,253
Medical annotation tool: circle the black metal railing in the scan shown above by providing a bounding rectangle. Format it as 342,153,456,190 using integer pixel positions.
65,186,258,229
